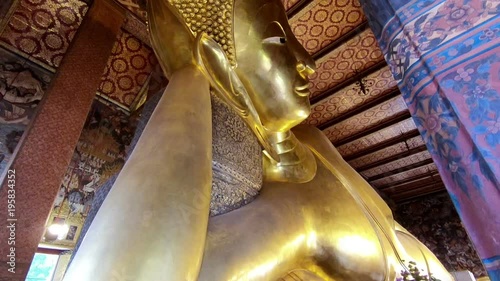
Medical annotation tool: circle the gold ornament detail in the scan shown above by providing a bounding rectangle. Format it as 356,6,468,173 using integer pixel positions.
169,0,236,64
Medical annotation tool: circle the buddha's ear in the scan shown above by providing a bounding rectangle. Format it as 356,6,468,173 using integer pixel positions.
194,33,246,115
194,33,280,162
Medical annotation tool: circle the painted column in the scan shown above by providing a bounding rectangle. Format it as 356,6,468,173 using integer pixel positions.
0,0,125,279
358,0,500,280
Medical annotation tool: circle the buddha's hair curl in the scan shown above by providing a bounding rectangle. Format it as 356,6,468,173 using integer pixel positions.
169,0,236,65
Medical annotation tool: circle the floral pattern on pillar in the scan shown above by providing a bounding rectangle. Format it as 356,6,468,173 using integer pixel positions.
359,0,500,280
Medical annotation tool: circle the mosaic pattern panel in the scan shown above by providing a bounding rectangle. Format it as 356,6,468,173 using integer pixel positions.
371,163,438,188
323,95,407,144
290,0,366,55
41,100,137,248
348,135,425,169
0,47,53,176
336,118,417,157
360,150,432,178
0,0,88,68
309,28,384,98
98,29,158,107
306,66,397,126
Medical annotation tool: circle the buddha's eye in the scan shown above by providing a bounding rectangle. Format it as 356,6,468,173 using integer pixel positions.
263,21,287,45
262,36,287,45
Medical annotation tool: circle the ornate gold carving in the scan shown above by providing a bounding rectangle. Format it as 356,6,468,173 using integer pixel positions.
170,0,235,63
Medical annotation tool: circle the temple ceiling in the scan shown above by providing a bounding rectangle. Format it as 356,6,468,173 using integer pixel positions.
0,0,446,204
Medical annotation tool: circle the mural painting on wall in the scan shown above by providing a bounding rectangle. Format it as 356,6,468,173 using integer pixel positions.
395,192,487,278
0,46,53,176
41,100,138,248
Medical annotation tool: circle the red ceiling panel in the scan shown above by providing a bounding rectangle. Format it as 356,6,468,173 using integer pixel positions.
371,163,438,188
360,150,432,179
290,0,366,55
348,135,426,169
305,66,397,126
308,28,384,98
323,95,408,144
336,118,417,157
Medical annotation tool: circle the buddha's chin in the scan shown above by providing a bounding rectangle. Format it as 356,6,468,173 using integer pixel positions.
265,112,310,132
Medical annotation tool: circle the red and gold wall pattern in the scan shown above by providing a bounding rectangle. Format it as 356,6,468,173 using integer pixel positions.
0,0,89,68
98,29,158,107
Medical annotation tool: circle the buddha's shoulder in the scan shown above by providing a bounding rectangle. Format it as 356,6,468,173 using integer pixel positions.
292,124,336,153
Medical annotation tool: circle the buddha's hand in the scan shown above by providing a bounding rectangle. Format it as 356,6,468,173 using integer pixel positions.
147,0,197,78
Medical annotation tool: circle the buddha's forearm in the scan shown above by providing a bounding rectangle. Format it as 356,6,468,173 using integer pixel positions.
64,66,212,281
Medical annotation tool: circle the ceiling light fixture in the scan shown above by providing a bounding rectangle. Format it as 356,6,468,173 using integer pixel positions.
352,69,373,96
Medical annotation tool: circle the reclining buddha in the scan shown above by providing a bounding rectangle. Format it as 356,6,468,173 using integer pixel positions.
64,0,454,280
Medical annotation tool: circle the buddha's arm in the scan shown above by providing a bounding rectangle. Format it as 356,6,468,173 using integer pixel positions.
198,186,313,281
64,66,212,281
394,223,453,281
293,125,453,280
292,125,394,224
291,125,408,258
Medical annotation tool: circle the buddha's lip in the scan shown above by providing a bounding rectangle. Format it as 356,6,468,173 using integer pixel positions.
294,81,310,96
294,86,310,97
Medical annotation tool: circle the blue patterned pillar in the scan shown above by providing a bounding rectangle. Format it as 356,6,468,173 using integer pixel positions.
358,0,500,280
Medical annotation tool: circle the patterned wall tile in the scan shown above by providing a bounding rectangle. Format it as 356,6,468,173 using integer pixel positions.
0,0,88,68
348,135,425,169
305,66,397,126
371,163,438,188
290,0,366,55
336,118,417,157
308,28,384,98
323,95,408,144
98,29,158,107
360,150,432,178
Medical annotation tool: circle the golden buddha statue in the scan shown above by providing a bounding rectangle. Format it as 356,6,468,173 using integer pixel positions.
64,0,454,280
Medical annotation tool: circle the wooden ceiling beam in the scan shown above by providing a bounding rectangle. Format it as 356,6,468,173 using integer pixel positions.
377,170,440,190
312,21,369,61
331,110,412,147
342,129,421,161
310,60,387,104
356,145,428,172
366,158,435,182
287,0,313,19
392,183,446,202
383,176,444,195
395,190,448,204
318,87,401,130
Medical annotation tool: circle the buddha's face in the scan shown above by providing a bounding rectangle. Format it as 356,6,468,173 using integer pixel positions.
234,0,316,132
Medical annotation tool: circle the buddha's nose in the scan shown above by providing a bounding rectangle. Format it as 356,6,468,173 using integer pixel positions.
292,39,316,77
